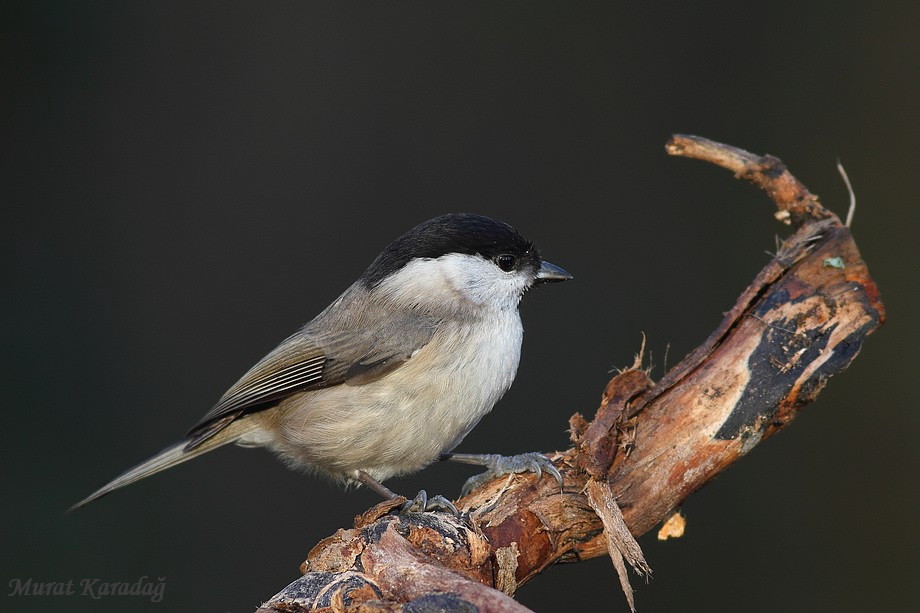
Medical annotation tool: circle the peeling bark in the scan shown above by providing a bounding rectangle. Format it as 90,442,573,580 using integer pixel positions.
257,136,885,613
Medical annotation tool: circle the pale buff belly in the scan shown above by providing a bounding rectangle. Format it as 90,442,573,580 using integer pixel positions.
247,314,523,482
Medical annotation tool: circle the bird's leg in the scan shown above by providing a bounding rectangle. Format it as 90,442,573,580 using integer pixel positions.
354,470,458,515
440,452,563,496
354,470,399,499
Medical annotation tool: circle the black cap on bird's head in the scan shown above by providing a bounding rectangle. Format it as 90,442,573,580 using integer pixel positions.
361,213,571,288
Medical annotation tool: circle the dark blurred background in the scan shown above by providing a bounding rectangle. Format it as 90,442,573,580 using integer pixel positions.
4,2,917,611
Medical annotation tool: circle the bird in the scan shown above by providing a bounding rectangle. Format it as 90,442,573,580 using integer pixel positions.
71,213,571,512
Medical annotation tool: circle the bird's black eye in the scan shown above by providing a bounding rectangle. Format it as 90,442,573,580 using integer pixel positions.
496,254,517,272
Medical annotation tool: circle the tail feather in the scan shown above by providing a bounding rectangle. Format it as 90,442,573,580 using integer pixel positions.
69,419,259,511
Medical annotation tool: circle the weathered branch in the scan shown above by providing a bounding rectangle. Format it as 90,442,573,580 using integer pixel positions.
257,136,885,612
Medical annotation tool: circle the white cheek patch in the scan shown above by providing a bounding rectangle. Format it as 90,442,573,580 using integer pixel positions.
377,254,530,310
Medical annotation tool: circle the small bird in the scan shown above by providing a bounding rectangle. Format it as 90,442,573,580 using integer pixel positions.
72,213,571,512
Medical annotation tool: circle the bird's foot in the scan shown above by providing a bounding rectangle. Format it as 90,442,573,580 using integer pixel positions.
352,471,460,517
446,452,563,496
400,489,460,516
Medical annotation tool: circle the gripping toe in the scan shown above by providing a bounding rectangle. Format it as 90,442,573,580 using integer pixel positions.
457,452,562,496
400,490,459,516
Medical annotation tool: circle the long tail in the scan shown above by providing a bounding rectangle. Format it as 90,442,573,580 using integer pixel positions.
69,418,259,511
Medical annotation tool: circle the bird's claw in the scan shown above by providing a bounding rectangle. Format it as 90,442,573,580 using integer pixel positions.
460,452,563,496
400,490,459,516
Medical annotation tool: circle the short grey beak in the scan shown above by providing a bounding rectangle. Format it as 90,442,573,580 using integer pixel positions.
535,260,573,283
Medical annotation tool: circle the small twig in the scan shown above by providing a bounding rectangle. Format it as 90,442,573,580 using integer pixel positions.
837,159,856,228
666,134,839,226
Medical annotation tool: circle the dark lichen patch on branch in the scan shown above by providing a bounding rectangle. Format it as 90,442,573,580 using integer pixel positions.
404,593,481,613
259,571,383,612
715,317,834,439
362,515,404,545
